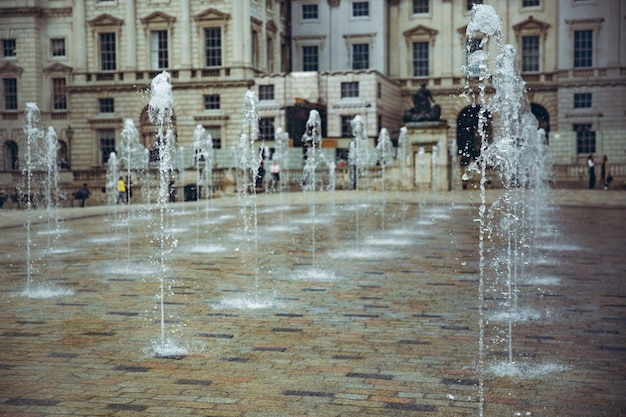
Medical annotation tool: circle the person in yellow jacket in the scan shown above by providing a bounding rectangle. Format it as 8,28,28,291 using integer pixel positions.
117,176,126,204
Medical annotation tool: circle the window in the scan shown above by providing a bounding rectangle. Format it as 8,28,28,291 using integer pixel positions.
267,37,274,72
52,78,67,111
204,28,222,67
521,36,540,73
2,39,16,58
259,85,275,101
302,4,318,20
574,93,592,109
150,31,168,69
352,44,369,70
574,124,595,154
252,30,259,69
4,140,18,171
51,39,66,57
3,78,17,110
341,115,353,137
259,117,275,140
352,2,369,17
99,32,116,71
98,98,114,113
341,82,359,98
413,0,429,14
466,0,483,11
203,94,220,110
522,0,540,7
205,126,221,149
99,129,116,164
465,39,482,76
302,46,318,71
574,30,592,68
412,42,429,77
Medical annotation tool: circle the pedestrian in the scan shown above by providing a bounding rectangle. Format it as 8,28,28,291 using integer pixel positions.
587,155,596,189
601,155,612,190
117,176,126,204
270,160,280,191
76,183,90,207
256,160,265,188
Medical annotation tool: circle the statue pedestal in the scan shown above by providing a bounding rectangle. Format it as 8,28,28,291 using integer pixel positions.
405,121,450,191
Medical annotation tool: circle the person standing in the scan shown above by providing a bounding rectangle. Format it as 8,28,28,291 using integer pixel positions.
77,183,90,207
587,155,596,189
270,160,280,191
601,155,611,190
117,176,126,204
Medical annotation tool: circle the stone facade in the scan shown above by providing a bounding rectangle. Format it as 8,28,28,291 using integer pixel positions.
1,0,625,195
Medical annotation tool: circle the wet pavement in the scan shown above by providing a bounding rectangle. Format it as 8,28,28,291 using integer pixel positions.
0,189,624,416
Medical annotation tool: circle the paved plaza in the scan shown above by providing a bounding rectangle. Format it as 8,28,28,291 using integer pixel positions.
0,189,624,417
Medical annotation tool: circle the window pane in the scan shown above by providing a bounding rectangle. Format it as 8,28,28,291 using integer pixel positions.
467,0,483,11
52,78,67,111
302,46,318,71
574,124,595,154
259,85,275,101
522,36,539,72
522,0,540,7
352,43,369,70
151,31,168,69
3,78,17,110
302,4,318,19
98,98,114,113
260,117,275,140
352,2,369,17
413,0,429,14
205,126,221,149
574,93,592,109
2,39,16,57
99,33,116,71
204,94,220,110
574,30,592,68
341,115,353,137
99,129,116,164
204,28,222,67
341,82,359,98
51,39,66,57
412,42,429,77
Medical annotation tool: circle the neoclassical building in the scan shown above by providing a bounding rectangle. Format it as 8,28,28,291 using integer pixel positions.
1,0,625,195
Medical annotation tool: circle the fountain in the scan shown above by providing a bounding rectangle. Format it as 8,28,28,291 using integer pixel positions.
464,4,559,415
191,124,215,249
147,71,187,357
17,104,72,298
375,127,393,230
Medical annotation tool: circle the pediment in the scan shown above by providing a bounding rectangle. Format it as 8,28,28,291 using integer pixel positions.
195,8,230,22
0,61,23,75
141,11,176,25
88,13,124,27
513,16,550,32
403,24,438,39
266,20,277,33
43,62,73,74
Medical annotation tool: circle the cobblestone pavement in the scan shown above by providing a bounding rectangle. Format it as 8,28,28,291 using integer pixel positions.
0,190,624,417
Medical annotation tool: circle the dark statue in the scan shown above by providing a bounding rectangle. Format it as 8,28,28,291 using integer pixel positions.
403,83,441,123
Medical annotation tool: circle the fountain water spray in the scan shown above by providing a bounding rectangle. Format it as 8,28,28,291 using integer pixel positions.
192,124,214,246
20,103,43,294
348,115,370,247
147,71,185,357
376,128,393,230
464,4,555,415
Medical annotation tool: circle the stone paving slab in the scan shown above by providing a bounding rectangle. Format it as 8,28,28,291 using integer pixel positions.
0,190,624,416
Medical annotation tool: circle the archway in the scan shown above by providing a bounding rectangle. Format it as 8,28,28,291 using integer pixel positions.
530,103,550,144
456,105,492,166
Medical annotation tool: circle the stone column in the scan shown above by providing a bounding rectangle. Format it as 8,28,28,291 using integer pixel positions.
181,0,191,67
125,0,136,69
73,0,87,72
